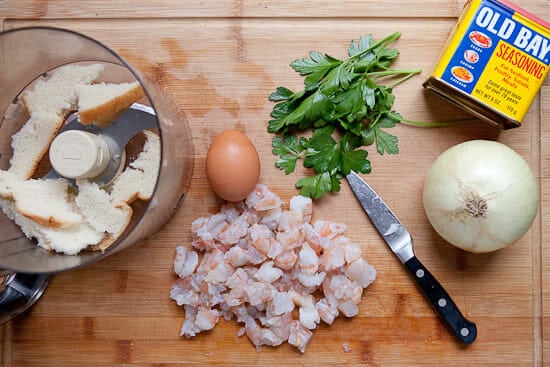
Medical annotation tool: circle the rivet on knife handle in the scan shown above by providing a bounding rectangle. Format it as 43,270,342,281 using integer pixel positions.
404,256,477,344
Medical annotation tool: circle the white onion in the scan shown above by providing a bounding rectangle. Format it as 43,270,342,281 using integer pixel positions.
422,140,539,253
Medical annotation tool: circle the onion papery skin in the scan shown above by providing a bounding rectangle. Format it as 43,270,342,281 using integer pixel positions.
422,140,539,253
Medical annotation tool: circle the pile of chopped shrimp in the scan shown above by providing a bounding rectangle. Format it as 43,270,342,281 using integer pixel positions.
170,184,376,353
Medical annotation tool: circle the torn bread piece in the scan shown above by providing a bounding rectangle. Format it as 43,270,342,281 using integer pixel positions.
22,63,105,115
76,81,145,127
8,111,64,179
10,64,105,179
0,197,104,255
0,170,82,228
0,198,50,250
76,179,133,235
40,220,104,255
110,130,160,202
107,168,143,204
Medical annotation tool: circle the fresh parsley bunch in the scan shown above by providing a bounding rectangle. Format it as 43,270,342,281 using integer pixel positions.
268,32,421,199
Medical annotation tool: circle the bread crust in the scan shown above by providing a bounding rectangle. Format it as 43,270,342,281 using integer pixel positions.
17,211,66,229
78,83,145,127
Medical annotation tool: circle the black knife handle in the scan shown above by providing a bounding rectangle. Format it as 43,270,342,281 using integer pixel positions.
404,256,477,344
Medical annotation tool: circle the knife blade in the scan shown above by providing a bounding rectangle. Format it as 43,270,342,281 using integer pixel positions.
346,171,477,344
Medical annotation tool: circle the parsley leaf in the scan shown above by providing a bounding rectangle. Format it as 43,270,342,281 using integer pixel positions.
272,135,307,174
268,32,422,199
374,125,399,155
340,132,371,174
269,86,295,101
268,90,333,133
296,172,341,199
291,51,341,86
303,126,340,173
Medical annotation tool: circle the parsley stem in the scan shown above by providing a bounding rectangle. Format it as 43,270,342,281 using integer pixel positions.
367,69,421,78
386,71,420,89
397,115,480,127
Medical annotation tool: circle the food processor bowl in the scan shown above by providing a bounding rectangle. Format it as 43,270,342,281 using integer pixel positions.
0,27,194,322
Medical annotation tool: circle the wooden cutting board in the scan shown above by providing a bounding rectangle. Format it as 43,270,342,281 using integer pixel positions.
1,1,549,365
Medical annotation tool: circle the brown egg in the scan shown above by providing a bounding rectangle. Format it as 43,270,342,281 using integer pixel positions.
206,130,261,202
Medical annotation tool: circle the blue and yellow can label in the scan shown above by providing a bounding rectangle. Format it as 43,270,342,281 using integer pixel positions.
430,0,549,126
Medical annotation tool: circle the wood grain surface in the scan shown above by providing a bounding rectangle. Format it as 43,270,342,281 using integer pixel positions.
1,1,549,366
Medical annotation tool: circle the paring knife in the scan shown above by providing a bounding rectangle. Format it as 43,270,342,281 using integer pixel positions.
346,171,477,344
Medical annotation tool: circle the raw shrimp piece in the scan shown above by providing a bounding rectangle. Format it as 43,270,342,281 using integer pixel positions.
275,227,303,250
266,238,284,259
226,267,250,289
272,272,295,293
314,220,346,240
325,275,363,304
289,292,320,329
273,250,297,270
341,239,362,264
315,298,339,325
221,306,234,321
338,299,360,317
249,223,273,255
202,249,235,284
199,213,229,236
254,261,283,283
277,210,302,232
180,305,201,338
225,287,246,307
302,223,323,255
190,216,209,233
232,304,251,324
245,209,262,226
170,278,200,307
288,320,313,353
204,262,234,284
218,213,249,245
195,307,220,331
260,313,292,343
244,316,263,350
245,243,268,265
345,258,377,288
243,313,287,349
189,217,209,250
245,281,274,307
207,283,227,306
342,342,352,353
224,245,249,267
219,202,244,222
241,265,259,279
173,246,199,278
319,242,345,272
260,207,282,230
298,242,319,274
260,328,285,347
268,291,295,316
191,213,228,250
296,270,326,289
299,305,320,330
245,184,282,211
289,195,312,224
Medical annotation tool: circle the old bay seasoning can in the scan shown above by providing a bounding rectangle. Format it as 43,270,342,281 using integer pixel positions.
423,0,550,129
